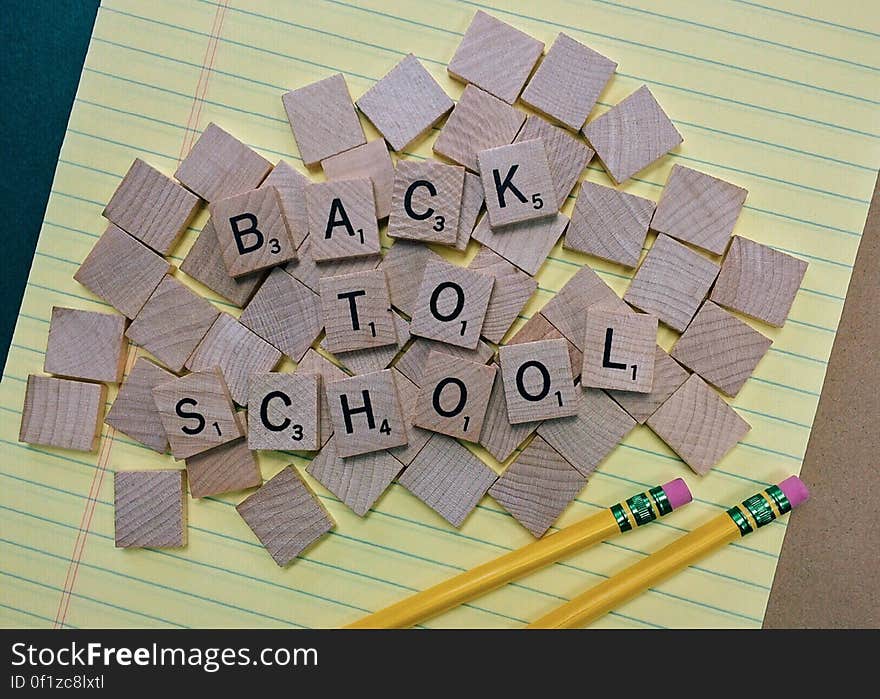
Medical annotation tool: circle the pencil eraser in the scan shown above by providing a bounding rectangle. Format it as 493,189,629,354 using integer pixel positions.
661,478,692,510
777,475,809,509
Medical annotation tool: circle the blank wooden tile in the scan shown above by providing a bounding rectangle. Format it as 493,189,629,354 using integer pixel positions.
670,301,771,397
325,312,409,376
398,433,497,528
410,257,494,349
378,239,441,315
236,466,334,566
471,211,568,276
538,388,636,477
282,73,366,167
75,224,172,318
114,470,186,548
126,275,219,372
104,158,200,255
581,308,657,393
260,159,310,248
20,375,106,452
433,85,525,172
326,370,408,457
248,373,320,451
564,181,656,268
469,247,537,343
478,139,556,228
710,235,808,327
489,436,586,537
186,434,261,498
284,235,380,294
652,165,748,255
478,370,537,463
507,313,582,378
624,234,720,332
239,268,322,362
320,269,396,353
306,178,380,261
174,123,273,202
297,349,348,447
608,346,689,424
152,368,244,459
388,368,433,466
447,10,544,104
647,374,750,475
583,86,683,184
44,306,127,383
388,159,464,245
455,171,484,251
105,357,176,453
414,351,496,441
521,32,617,132
499,339,579,424
394,337,494,387
321,140,395,219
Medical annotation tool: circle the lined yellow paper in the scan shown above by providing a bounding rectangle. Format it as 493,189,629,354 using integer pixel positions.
2,0,878,629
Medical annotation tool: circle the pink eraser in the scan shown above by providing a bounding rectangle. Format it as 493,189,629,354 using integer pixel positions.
661,478,692,510
778,476,809,509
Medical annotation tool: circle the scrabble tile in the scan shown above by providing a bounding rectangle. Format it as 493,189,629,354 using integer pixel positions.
306,178,380,261
126,275,219,372
74,224,172,318
410,257,494,349
320,269,396,353
175,123,273,202
185,434,261,498
583,86,683,184
507,313,583,378
209,186,297,277
19,375,106,452
378,239,441,315
284,235,381,294
260,159,309,248
321,140,396,219
433,85,525,172
393,337,494,387
44,306,127,383
538,388,636,477
185,313,281,406
563,181,656,268
646,374,750,475
325,312,409,376
414,351,496,441
455,171,485,251
114,470,186,548
388,368,433,466
180,219,267,307
478,139,557,228
521,33,617,132
236,466,334,566
104,357,176,453
624,234,720,333
325,370,408,457
710,235,808,327
239,268,322,362
388,159,465,245
652,165,748,255
152,368,244,459
489,436,586,537
397,433,497,528
248,373,321,451
670,301,771,397
447,10,544,104
581,308,657,393
297,349,348,447
499,339,579,424
471,211,568,276
469,247,537,343
357,53,454,152
478,370,538,463
608,346,690,424
104,158,200,254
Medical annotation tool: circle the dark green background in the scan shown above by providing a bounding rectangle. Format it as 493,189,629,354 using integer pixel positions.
0,1,100,371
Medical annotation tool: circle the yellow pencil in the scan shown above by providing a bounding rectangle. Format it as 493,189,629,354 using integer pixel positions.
346,479,692,628
527,476,809,628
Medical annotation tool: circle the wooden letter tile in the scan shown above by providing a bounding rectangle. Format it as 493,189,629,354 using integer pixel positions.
323,312,409,376
478,139,557,228
469,247,537,343
581,308,657,393
388,159,465,245
455,171,485,251
114,470,186,548
20,375,106,452
248,373,321,451
44,306,127,383
321,139,395,219
105,357,176,453
410,257,494,349
297,349,348,447
319,269,396,353
393,337,494,388
624,234,720,333
499,339,579,424
377,239,441,315
508,313,583,378
710,235,808,327
260,159,310,248
285,235,380,294
104,158,200,255
306,178,380,261
477,370,537,463
583,86,683,184
471,211,568,276
236,466,334,566
186,435,261,498
608,346,689,424
388,368,433,466
646,374,750,474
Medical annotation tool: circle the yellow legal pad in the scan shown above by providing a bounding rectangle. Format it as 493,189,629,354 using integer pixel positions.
2,0,878,629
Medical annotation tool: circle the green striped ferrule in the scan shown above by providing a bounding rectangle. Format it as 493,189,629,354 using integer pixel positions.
727,485,791,537
611,485,675,533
